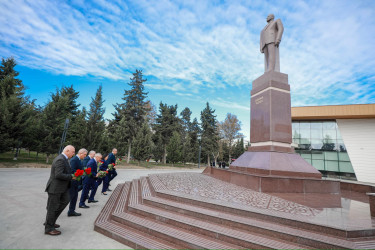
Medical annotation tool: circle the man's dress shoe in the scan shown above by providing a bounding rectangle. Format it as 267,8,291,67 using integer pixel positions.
45,230,61,236
79,204,90,208
88,200,98,203
68,212,81,216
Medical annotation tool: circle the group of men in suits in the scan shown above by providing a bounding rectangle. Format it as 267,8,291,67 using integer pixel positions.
44,145,118,236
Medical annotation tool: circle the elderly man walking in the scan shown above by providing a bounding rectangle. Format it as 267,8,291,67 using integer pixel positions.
67,148,87,217
44,145,76,236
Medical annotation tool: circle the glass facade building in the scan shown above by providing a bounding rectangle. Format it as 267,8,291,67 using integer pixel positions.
292,120,356,179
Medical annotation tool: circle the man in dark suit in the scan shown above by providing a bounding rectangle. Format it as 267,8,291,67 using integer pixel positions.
82,150,95,168
79,153,101,208
107,148,118,187
67,148,87,217
44,145,76,236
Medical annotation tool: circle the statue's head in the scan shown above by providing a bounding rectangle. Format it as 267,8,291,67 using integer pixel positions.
266,14,274,22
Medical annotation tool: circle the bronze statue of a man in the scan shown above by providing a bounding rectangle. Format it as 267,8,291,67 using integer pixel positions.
260,14,284,72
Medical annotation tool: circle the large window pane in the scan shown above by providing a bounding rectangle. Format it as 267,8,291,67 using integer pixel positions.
300,129,310,138
301,153,312,163
339,152,350,161
324,151,338,161
322,140,337,151
300,122,310,129
310,122,323,130
323,121,336,130
323,130,337,139
336,128,342,139
311,139,323,150
312,152,324,160
339,162,355,173
312,159,325,171
311,129,323,139
337,140,346,152
326,161,339,171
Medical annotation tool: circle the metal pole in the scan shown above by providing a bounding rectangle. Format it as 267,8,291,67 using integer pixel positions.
58,118,70,154
198,144,201,169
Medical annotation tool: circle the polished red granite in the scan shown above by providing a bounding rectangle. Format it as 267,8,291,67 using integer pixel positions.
95,172,375,249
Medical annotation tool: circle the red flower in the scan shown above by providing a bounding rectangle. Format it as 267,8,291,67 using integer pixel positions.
113,163,116,166
85,168,91,175
105,170,108,174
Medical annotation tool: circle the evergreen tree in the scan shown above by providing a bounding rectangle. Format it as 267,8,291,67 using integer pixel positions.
232,138,246,159
66,107,88,150
200,102,220,166
85,86,106,151
189,117,201,163
180,107,192,164
152,132,164,163
41,86,80,162
166,131,182,166
0,57,33,154
112,70,148,163
153,102,181,164
132,122,153,165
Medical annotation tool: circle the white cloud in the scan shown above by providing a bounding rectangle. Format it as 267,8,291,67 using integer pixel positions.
1,0,375,107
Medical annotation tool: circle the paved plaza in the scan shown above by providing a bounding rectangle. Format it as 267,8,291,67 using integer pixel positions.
0,167,202,249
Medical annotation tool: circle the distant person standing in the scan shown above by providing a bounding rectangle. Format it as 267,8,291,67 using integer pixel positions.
67,148,87,217
107,148,118,189
44,145,76,236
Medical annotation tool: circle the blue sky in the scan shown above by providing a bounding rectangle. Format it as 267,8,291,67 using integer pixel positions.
1,0,375,140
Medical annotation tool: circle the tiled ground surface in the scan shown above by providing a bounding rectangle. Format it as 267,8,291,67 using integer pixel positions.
153,172,375,231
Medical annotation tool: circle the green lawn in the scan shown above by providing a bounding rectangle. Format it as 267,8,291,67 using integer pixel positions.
0,149,56,164
128,160,199,169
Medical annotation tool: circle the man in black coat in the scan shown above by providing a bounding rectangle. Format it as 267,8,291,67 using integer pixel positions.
44,145,76,236
67,148,87,217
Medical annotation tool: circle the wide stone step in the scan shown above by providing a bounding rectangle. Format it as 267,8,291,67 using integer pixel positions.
112,211,244,249
128,203,306,249
94,182,181,249
143,195,356,249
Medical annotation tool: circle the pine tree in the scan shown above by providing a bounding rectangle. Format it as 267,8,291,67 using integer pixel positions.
232,138,246,159
132,122,153,165
0,57,33,154
41,86,80,162
166,131,182,166
66,107,88,150
152,132,164,163
189,117,201,163
153,102,182,164
200,102,220,166
112,70,148,163
85,86,106,151
180,107,192,164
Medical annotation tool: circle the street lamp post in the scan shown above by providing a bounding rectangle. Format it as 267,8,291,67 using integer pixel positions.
198,134,201,169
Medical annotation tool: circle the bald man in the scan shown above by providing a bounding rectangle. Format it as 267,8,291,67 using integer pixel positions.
44,145,76,236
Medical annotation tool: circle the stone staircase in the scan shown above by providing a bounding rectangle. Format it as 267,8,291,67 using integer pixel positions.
94,173,375,249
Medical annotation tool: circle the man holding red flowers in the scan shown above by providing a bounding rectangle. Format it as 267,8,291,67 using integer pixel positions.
107,148,118,189
44,145,76,236
67,148,87,217
79,153,101,208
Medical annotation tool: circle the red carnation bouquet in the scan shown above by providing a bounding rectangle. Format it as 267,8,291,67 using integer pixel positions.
84,167,92,177
72,169,84,181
